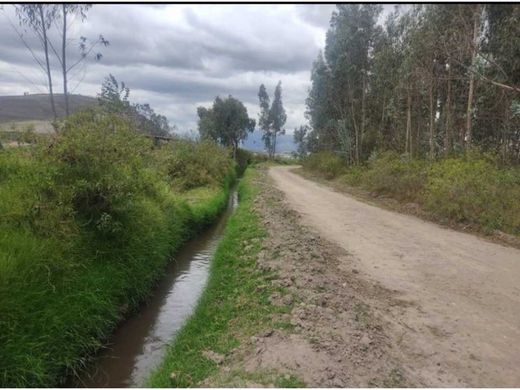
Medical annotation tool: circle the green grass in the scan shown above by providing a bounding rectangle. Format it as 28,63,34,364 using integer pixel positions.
0,120,235,387
147,167,298,388
0,182,231,387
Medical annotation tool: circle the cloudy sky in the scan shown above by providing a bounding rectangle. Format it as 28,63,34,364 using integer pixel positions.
0,4,394,134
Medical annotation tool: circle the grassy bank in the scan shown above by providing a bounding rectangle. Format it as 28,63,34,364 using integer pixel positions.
0,111,235,387
147,167,298,388
303,151,520,236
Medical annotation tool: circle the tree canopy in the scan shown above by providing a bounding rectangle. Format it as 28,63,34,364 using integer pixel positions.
197,95,255,158
302,4,520,163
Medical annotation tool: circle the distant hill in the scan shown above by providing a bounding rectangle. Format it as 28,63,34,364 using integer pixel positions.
0,94,97,123
241,129,296,153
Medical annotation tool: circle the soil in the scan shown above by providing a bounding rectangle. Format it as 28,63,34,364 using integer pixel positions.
203,167,416,387
266,165,520,387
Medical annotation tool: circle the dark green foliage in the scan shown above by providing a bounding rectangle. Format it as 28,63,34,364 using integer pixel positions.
0,110,235,387
197,95,255,158
234,148,254,177
305,4,520,163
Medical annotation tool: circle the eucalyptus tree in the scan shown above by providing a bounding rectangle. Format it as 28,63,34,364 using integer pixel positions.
11,4,108,121
324,4,382,163
14,4,59,122
58,5,109,116
269,81,287,158
257,82,287,158
258,84,272,156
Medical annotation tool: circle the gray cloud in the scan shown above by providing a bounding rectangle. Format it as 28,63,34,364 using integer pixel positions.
0,4,339,132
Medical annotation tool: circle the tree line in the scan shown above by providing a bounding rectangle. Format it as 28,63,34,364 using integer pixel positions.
196,81,287,159
301,4,520,163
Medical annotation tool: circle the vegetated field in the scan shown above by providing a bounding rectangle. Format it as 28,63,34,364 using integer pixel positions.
0,109,237,387
302,150,520,238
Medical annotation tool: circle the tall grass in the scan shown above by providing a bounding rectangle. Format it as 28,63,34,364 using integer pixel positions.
0,110,235,387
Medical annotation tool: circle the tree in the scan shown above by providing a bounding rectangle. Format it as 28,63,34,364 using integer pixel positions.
197,96,255,159
98,74,130,113
14,4,59,122
303,4,519,163
324,4,382,163
58,5,109,116
258,84,272,156
293,125,310,157
257,81,287,158
98,74,172,137
11,4,108,122
268,81,287,158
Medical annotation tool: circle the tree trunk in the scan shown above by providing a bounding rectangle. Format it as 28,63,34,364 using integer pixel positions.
272,130,277,159
444,61,452,156
62,4,69,117
379,95,386,143
429,75,435,160
406,87,412,157
349,100,359,164
360,72,366,161
465,5,480,147
39,5,57,125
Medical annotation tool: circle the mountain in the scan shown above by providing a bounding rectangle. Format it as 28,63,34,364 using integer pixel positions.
0,94,97,123
241,130,296,154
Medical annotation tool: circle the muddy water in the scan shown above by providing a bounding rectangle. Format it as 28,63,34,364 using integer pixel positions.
69,190,238,388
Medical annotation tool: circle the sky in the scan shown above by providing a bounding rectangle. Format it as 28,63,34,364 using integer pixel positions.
0,4,395,135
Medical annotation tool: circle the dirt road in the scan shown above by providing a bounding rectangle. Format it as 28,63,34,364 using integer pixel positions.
269,165,520,387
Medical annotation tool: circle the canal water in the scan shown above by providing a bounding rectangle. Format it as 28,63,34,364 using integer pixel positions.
69,190,238,387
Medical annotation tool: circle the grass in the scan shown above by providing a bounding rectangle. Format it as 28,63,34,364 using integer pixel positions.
0,113,237,387
147,167,299,388
0,181,231,387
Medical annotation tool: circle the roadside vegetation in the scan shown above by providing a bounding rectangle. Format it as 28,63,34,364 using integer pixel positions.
0,108,236,387
296,4,519,238
302,150,520,236
147,167,298,388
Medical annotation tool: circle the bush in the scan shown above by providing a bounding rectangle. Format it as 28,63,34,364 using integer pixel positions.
48,110,158,237
424,154,520,233
361,151,429,202
303,151,346,179
155,139,234,191
235,148,253,176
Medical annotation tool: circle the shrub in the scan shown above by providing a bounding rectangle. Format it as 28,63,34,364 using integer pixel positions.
424,154,520,233
235,148,253,176
362,151,429,202
155,139,234,191
303,151,346,179
47,110,157,237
